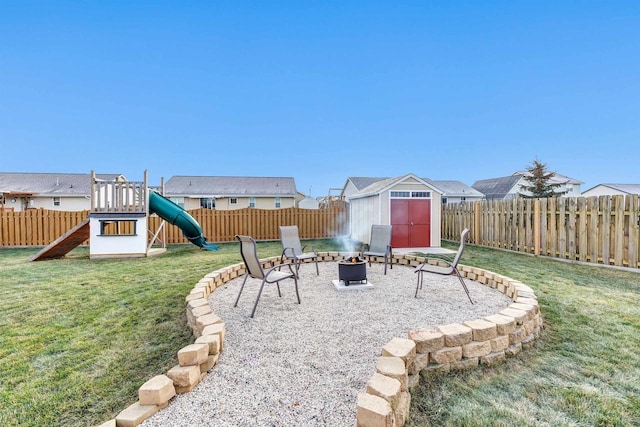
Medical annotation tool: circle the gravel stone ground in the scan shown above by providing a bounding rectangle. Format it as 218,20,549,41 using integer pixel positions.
142,261,512,427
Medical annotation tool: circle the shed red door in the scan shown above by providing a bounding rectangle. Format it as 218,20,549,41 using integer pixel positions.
390,199,431,248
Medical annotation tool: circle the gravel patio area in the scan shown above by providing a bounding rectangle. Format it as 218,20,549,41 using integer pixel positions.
143,261,512,427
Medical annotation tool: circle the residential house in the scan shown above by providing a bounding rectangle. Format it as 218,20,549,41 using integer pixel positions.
0,172,125,212
164,176,297,210
582,184,640,197
472,171,583,200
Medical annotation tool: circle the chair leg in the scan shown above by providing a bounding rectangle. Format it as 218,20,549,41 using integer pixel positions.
234,275,250,307
383,254,388,275
276,282,282,297
293,276,300,304
414,271,421,298
454,268,474,304
250,278,268,318
314,257,319,275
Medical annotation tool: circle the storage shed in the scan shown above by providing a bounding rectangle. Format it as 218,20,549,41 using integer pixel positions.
346,173,443,248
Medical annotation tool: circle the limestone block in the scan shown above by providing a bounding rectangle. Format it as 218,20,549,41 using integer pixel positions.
185,293,202,303
480,351,506,367
115,401,162,427
522,333,535,349
509,303,534,320
195,334,220,355
187,298,209,309
422,363,450,375
356,393,396,427
408,328,444,354
200,354,219,373
96,420,116,427
499,308,528,325
462,341,492,358
452,357,478,371
490,335,510,352
366,373,401,409
138,375,175,406
381,338,416,366
407,374,420,391
509,326,526,344
431,346,462,364
462,319,497,341
408,353,430,375
167,365,200,388
394,391,411,427
484,313,516,335
437,323,472,346
524,319,535,335
177,343,209,367
188,289,205,300
505,343,522,357
376,357,407,391
202,323,226,349
195,313,222,336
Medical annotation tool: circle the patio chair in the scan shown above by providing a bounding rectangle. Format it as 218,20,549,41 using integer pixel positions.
234,235,300,318
360,225,393,274
279,225,319,277
414,228,473,303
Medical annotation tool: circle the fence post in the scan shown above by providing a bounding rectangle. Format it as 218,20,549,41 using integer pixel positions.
474,201,480,244
534,199,541,256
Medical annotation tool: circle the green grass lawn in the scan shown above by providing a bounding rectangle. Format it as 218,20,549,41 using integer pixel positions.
407,246,640,426
1,241,639,426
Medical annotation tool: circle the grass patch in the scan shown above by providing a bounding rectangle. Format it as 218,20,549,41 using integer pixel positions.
407,245,640,426
0,240,338,426
2,241,639,425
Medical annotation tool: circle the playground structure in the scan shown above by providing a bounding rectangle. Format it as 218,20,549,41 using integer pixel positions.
29,171,217,261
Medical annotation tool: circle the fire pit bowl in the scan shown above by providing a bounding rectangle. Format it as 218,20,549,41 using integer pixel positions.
338,257,367,286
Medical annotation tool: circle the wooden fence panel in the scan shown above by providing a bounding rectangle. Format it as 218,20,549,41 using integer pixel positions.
439,195,639,270
1,206,349,248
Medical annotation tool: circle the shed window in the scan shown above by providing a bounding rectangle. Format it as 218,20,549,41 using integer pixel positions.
411,191,431,198
99,220,137,236
390,191,410,198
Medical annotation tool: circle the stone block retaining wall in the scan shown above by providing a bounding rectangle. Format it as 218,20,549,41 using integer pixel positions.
100,252,542,427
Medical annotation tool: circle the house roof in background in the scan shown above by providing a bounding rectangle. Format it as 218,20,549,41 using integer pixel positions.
472,175,522,199
0,172,123,196
164,176,297,197
583,183,640,195
423,179,484,198
513,170,583,184
346,177,390,192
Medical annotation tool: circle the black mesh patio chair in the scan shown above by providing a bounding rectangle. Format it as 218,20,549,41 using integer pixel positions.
234,235,300,318
279,225,319,278
414,228,473,303
360,224,393,274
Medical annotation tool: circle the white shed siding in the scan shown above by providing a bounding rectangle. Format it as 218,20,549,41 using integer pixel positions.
581,185,629,197
349,195,380,243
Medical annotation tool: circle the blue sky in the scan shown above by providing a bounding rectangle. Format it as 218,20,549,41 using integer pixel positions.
1,1,638,197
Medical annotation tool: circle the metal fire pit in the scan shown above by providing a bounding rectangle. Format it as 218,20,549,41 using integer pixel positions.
338,257,367,286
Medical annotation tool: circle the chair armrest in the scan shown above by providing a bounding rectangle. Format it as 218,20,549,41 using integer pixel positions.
301,245,318,254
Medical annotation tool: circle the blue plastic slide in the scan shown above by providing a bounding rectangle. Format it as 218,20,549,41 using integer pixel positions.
148,191,219,250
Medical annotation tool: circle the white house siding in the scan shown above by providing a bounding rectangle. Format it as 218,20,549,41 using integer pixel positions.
181,196,295,211
7,196,90,212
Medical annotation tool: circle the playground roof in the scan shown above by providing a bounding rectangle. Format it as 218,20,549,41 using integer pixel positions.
164,175,297,197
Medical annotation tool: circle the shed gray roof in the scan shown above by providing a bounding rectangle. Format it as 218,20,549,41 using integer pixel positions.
346,176,478,197
165,176,297,197
350,174,443,199
472,175,522,200
0,172,123,196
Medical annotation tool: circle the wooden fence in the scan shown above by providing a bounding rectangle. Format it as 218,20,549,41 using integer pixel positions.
0,205,349,247
442,195,640,269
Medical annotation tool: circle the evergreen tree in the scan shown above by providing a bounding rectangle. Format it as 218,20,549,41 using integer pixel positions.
519,159,565,198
